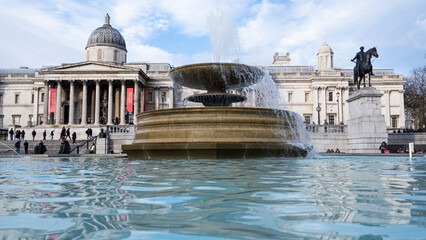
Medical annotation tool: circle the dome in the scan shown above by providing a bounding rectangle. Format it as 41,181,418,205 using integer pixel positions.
318,42,333,54
85,14,127,51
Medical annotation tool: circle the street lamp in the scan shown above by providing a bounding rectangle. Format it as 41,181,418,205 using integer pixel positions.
316,105,321,125
336,92,340,124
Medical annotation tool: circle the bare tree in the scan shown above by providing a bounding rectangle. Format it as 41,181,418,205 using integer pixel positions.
404,65,426,130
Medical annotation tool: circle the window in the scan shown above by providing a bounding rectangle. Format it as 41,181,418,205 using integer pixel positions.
114,50,119,62
29,115,33,124
31,94,34,104
288,92,293,102
12,115,21,125
304,115,311,124
41,93,45,103
0,115,3,128
0,94,3,104
147,92,153,103
39,115,43,125
15,94,19,104
161,92,167,103
97,49,102,61
304,92,310,102
328,92,333,101
391,116,398,128
328,115,335,125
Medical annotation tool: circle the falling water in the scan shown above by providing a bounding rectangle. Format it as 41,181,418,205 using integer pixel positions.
0,142,22,158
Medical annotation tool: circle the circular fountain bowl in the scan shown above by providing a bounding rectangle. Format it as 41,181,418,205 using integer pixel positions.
122,107,313,159
186,93,246,107
169,63,265,92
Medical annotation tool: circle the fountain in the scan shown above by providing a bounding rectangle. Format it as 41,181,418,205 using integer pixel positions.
122,62,313,159
122,11,313,159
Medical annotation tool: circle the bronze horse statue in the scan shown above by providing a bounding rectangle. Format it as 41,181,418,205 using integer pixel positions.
353,47,378,89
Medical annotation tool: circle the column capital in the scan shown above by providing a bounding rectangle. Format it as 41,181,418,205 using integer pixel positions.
33,86,39,91
313,86,319,90
107,79,114,83
399,89,405,93
384,90,390,94
154,86,160,90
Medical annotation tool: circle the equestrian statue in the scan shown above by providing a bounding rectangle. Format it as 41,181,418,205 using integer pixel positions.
351,46,379,89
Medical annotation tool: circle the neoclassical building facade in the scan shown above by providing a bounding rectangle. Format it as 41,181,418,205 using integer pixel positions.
0,16,405,130
267,42,405,129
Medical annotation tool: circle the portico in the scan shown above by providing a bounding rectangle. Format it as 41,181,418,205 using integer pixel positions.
41,62,148,126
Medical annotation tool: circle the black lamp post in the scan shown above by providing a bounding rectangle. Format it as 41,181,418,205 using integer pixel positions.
316,105,321,125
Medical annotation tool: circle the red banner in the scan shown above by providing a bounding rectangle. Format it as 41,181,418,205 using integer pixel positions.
49,89,57,113
126,88,134,112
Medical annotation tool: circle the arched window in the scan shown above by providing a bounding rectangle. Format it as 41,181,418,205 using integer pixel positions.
114,50,119,62
97,49,102,61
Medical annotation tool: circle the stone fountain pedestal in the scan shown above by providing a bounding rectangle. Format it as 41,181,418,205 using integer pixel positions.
347,87,388,153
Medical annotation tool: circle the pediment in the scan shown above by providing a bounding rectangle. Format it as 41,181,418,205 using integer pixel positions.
43,61,139,73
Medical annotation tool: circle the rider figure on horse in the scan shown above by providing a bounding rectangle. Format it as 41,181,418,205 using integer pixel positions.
351,46,374,76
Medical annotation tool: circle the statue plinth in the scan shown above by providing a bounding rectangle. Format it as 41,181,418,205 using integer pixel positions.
346,87,388,153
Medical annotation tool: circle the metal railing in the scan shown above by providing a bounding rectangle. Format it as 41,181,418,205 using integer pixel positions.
70,136,97,154
306,124,346,133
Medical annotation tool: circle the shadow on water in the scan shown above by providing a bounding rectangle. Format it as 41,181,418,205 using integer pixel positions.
0,156,425,239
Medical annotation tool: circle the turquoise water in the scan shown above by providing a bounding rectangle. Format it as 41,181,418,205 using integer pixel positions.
0,156,425,239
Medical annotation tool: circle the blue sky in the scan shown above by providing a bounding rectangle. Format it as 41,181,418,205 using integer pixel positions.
0,0,425,75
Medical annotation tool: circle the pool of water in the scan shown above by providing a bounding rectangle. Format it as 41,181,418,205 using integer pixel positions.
0,156,425,239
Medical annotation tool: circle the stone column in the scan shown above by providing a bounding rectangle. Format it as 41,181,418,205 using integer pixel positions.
154,87,159,110
134,80,139,114
43,81,49,125
140,87,145,112
94,80,100,125
33,87,39,125
81,80,88,125
384,90,390,127
107,80,113,125
399,90,406,128
343,87,349,124
120,80,126,125
347,87,387,153
55,81,62,124
168,87,174,109
313,87,318,124
115,88,120,119
322,86,327,124
69,80,75,124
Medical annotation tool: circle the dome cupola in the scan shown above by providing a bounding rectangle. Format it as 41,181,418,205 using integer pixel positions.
85,14,127,64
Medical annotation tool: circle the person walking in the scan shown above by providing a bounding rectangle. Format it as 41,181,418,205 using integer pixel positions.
43,130,47,140
24,140,29,154
66,128,71,140
21,130,25,141
15,140,21,154
32,129,36,141
50,130,54,140
9,128,14,141
15,130,21,140
60,127,66,139
72,132,77,144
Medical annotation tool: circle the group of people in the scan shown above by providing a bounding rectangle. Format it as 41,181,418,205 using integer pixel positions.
326,148,341,153
8,127,119,155
14,140,47,155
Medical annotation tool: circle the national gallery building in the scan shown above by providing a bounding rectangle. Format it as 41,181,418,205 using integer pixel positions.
0,15,405,130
